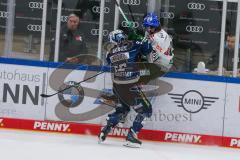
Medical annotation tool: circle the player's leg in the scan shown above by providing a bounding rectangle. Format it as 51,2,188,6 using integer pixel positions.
98,102,130,142
125,85,152,147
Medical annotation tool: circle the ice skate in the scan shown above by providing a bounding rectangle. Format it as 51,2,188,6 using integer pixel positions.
98,125,112,143
124,129,142,148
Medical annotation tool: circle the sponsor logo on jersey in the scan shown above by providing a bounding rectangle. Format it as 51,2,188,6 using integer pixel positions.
33,121,70,132
164,132,202,143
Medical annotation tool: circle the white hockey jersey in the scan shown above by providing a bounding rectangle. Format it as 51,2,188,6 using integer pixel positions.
146,29,174,71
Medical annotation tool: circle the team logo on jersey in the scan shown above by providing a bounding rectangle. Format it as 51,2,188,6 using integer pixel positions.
168,90,219,113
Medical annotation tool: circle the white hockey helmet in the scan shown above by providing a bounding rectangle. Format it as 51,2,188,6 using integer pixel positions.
108,29,127,45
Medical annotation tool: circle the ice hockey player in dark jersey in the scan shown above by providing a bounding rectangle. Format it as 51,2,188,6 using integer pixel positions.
98,29,153,148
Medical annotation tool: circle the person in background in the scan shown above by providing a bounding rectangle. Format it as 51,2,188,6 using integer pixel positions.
49,13,88,63
208,33,240,72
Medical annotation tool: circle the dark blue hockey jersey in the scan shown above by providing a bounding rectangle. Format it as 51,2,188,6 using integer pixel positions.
106,40,152,84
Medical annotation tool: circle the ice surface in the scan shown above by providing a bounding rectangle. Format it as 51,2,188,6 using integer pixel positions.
0,129,239,160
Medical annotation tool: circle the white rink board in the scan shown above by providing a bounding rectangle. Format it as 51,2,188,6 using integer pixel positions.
2,61,240,139
223,83,240,137
0,63,47,120
45,68,113,124
148,78,226,136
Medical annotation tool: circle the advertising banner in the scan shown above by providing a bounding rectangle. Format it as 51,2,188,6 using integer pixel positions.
149,77,226,136
45,67,114,124
2,59,240,148
0,63,47,120
223,82,240,148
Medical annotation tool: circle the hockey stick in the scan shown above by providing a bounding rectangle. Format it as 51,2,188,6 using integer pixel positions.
114,0,147,43
114,0,133,28
40,71,105,98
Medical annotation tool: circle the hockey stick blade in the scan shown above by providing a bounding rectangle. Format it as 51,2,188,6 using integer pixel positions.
40,93,57,98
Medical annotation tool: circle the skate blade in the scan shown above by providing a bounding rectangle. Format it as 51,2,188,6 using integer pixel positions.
123,141,141,148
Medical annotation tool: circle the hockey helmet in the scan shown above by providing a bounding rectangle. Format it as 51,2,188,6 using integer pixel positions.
108,29,128,45
143,12,160,28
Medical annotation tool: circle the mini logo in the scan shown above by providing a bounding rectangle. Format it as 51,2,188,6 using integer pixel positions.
187,2,205,10
28,2,43,9
159,12,174,19
0,11,8,18
27,24,42,32
186,25,203,33
34,121,70,132
123,0,141,6
91,29,109,36
121,21,139,28
92,6,110,14
165,132,202,143
168,90,219,113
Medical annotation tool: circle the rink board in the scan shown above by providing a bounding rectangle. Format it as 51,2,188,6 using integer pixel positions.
0,57,240,149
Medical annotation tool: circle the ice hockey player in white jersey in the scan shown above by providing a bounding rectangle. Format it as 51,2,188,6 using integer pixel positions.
143,12,174,71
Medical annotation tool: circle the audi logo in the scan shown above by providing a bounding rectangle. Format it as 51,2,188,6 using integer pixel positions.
0,11,8,18
187,2,205,10
90,29,109,36
121,21,139,28
27,24,42,32
29,2,43,9
186,25,203,33
92,6,110,14
61,16,68,22
123,0,141,6
159,12,174,19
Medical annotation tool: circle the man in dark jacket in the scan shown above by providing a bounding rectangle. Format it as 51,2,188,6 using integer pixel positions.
208,33,240,71
50,13,88,63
